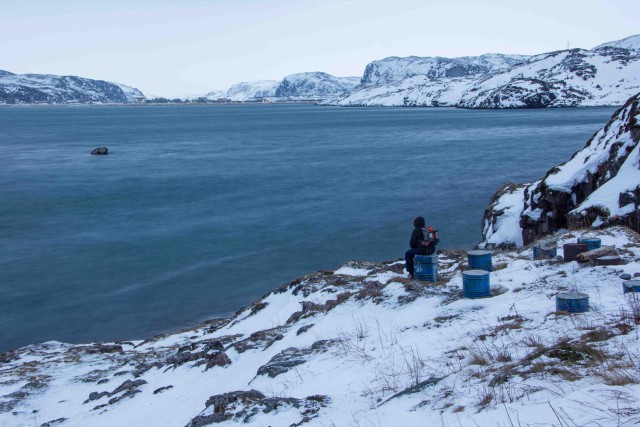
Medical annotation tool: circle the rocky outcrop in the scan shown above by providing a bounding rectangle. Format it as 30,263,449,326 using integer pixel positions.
480,92,640,247
91,147,109,155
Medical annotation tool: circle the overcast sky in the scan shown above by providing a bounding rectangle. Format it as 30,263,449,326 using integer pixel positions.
1,0,638,97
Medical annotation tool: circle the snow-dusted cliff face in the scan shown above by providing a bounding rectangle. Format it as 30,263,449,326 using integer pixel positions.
360,53,528,86
481,92,640,248
0,71,145,104
339,34,640,108
274,72,359,99
2,227,640,426
225,80,279,101
220,73,360,101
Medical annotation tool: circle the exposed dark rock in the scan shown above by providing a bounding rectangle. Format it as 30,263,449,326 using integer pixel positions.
185,413,229,426
187,390,329,426
382,377,442,404
620,273,633,280
90,147,109,155
22,377,49,390
199,352,231,370
110,379,147,396
78,344,122,354
84,391,109,404
231,327,287,353
256,340,337,378
85,378,148,406
249,302,269,316
202,318,230,334
296,324,314,335
205,390,266,413
107,388,141,405
40,418,67,427
153,385,173,395
0,350,17,364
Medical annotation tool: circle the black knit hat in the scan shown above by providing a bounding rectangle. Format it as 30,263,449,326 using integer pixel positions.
413,216,425,228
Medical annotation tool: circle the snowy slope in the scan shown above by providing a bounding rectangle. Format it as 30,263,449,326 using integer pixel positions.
0,71,145,104
338,34,640,108
460,46,640,108
225,80,279,101
274,72,360,99
480,92,640,248
2,227,640,427
360,53,529,86
203,90,227,100
594,34,640,52
110,83,146,103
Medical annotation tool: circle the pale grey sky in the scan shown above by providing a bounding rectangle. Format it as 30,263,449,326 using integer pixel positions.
1,0,638,97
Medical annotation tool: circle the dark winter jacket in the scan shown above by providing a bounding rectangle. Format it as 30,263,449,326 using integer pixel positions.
409,228,429,254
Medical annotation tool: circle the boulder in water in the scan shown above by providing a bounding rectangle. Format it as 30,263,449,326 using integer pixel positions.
91,147,109,155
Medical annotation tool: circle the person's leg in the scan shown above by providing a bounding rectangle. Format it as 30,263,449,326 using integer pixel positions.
405,248,420,277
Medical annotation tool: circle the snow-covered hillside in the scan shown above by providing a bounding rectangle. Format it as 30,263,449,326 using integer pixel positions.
360,53,529,86
225,80,279,101
274,72,360,99
594,34,640,52
2,226,640,426
215,73,360,102
203,90,228,100
481,92,640,248
338,34,640,108
0,71,146,104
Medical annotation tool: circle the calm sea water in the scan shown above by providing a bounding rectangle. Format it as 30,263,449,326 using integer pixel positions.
0,104,617,351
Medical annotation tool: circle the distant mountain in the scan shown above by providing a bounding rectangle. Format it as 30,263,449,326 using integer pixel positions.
207,73,360,102
593,34,640,51
274,72,360,99
203,89,227,100
0,71,146,104
359,53,529,86
338,34,640,108
226,80,279,101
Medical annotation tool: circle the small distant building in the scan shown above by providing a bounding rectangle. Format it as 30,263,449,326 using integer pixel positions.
134,96,146,103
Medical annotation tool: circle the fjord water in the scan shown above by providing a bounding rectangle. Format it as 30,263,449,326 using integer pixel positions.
0,104,616,350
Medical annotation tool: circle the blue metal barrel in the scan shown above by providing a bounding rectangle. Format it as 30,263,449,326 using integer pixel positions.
462,270,490,298
577,238,601,251
556,291,589,313
623,280,640,294
467,250,492,272
414,255,438,282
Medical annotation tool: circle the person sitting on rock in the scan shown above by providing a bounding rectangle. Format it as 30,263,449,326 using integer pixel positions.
405,216,438,278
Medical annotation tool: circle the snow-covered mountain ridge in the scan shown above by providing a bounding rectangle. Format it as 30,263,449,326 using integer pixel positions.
338,34,640,108
0,71,146,104
481,91,640,248
222,72,360,101
2,226,640,426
